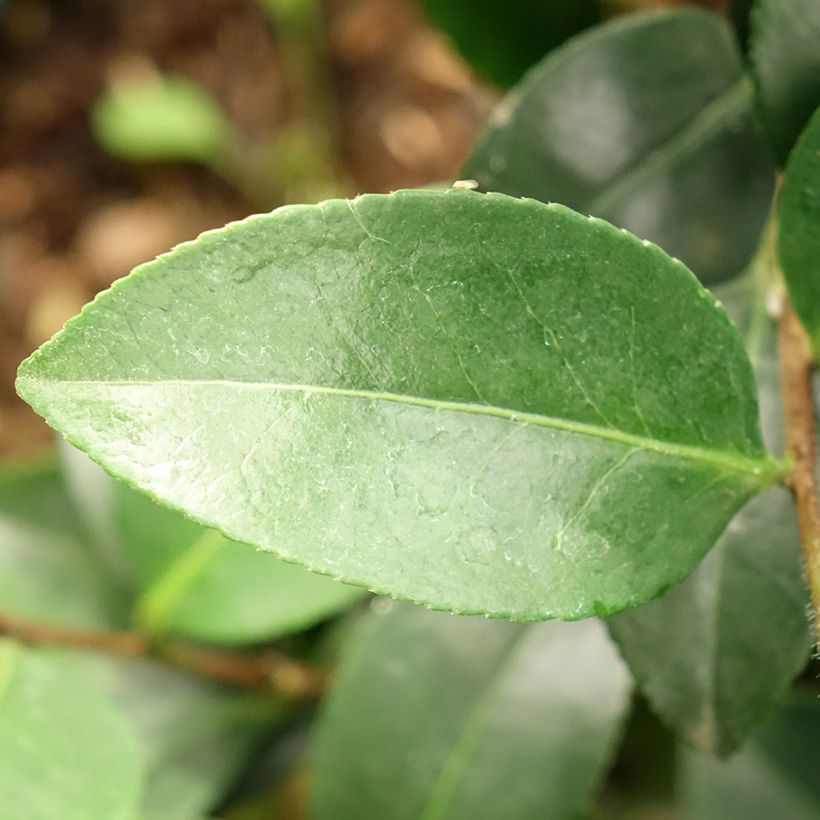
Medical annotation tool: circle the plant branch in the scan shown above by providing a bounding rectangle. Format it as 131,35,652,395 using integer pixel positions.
0,610,326,699
778,304,820,635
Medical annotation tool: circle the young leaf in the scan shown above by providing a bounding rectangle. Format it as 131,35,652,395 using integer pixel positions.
750,0,820,164
681,695,820,819
0,641,143,820
0,457,125,628
16,189,785,620
608,270,812,755
418,0,600,88
115,481,366,645
463,10,775,284
778,106,820,358
311,603,631,820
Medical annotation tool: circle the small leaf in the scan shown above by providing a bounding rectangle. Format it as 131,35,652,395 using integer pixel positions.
418,0,600,87
750,0,820,164
463,10,775,284
311,603,631,820
608,269,812,755
0,457,124,628
778,106,820,358
0,641,143,820
16,189,784,620
115,481,366,645
681,695,820,819
93,73,234,165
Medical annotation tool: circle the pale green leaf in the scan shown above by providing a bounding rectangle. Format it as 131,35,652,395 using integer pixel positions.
750,0,820,164
16,189,784,620
778,106,820,358
0,641,143,820
608,268,812,755
464,10,775,284
312,603,631,820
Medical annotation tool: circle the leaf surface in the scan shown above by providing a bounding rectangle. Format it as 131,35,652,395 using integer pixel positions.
778,106,820,357
608,268,812,754
418,0,600,87
312,603,631,820
464,11,775,283
750,0,820,164
16,189,783,620
0,641,143,820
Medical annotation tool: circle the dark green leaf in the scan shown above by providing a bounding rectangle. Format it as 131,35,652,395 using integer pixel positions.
750,0,820,164
608,268,812,755
464,10,775,284
418,0,600,87
681,695,820,818
312,603,631,820
778,106,820,358
0,641,143,820
115,481,366,645
16,189,784,620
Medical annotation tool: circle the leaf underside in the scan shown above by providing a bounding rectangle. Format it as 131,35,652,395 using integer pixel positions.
17,189,780,620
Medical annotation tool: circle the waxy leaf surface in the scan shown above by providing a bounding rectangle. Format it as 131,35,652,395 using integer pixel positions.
778,106,820,358
0,642,143,820
464,11,775,284
312,603,631,820
17,189,781,620
608,270,812,755
750,0,820,164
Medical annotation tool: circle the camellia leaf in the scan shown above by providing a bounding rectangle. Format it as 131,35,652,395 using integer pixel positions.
608,267,812,755
0,641,143,820
312,603,631,820
16,189,785,620
681,695,820,819
463,10,775,284
750,0,820,164
778,106,820,358
418,0,600,88
115,481,366,645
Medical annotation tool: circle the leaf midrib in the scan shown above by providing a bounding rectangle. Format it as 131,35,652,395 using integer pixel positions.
18,375,786,483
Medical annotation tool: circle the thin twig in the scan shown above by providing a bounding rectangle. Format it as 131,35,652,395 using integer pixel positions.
0,610,326,699
778,305,820,636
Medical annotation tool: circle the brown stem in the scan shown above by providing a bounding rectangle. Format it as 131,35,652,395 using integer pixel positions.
0,610,326,699
778,305,820,635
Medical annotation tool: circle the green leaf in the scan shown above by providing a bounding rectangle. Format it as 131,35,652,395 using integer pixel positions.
778,106,820,358
418,0,600,88
92,73,234,165
463,10,776,284
312,603,631,820
750,0,820,164
607,268,812,755
681,695,820,819
0,457,125,628
0,641,143,820
16,189,784,620
115,480,366,645
75,653,281,819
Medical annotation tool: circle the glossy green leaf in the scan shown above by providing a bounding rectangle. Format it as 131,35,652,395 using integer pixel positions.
0,457,124,628
0,641,143,820
608,268,812,755
418,0,600,87
463,10,776,284
312,603,631,820
76,653,281,819
681,695,820,819
115,481,366,645
778,106,820,358
93,74,234,165
16,189,784,620
750,0,820,164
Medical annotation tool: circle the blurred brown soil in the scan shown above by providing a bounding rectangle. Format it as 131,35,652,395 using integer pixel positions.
0,0,493,457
